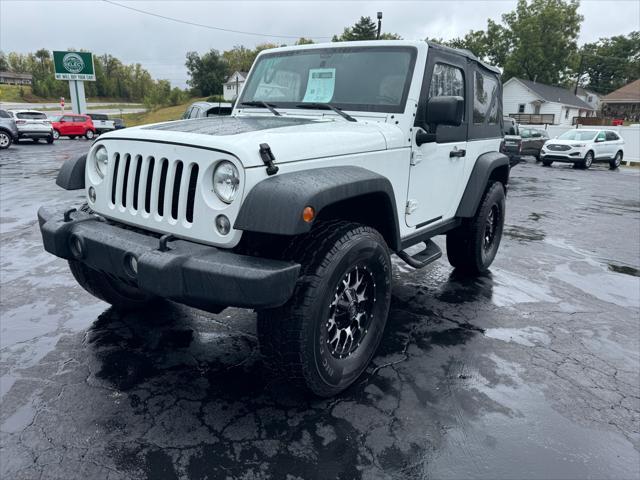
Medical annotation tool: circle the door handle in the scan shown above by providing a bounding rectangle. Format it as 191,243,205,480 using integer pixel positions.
450,149,466,158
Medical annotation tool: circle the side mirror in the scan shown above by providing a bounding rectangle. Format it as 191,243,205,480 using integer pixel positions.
426,96,464,128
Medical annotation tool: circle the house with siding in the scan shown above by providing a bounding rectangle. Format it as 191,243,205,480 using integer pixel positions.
502,77,594,125
223,71,248,101
575,87,602,113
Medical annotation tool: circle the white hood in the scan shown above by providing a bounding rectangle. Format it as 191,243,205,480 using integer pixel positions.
100,116,405,168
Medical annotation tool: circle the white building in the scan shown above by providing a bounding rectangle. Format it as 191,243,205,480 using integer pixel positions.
575,87,602,113
223,71,248,101
502,77,594,125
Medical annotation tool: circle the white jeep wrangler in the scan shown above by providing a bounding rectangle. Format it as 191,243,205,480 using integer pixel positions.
39,41,508,396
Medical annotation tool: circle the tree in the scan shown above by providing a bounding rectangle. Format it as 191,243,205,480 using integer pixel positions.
222,45,255,73
578,31,640,94
185,49,228,96
332,16,400,42
295,37,315,45
500,0,583,85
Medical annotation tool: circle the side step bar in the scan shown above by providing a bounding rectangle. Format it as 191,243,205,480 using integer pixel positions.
397,239,442,269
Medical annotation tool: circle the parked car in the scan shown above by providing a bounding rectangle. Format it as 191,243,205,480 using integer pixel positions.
0,109,19,149
50,114,97,140
40,40,509,397
182,101,233,119
113,118,126,130
501,116,522,166
520,127,549,160
7,109,54,143
87,113,115,134
540,129,625,169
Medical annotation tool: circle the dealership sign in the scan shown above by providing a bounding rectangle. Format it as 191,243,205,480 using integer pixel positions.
53,51,96,81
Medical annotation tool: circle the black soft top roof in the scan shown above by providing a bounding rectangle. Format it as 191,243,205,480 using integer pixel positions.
426,41,501,75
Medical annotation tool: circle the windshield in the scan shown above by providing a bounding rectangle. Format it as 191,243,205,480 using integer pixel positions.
239,46,417,114
558,130,598,141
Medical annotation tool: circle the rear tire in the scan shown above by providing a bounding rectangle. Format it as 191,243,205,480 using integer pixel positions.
257,220,392,397
32,138,39,143
610,151,622,170
68,261,157,310
46,135,54,144
446,181,505,275
52,129,60,140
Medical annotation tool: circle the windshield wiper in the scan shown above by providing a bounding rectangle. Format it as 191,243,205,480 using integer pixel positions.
295,103,357,122
240,101,281,116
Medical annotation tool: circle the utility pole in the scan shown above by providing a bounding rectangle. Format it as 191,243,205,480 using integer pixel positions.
574,54,585,95
376,12,382,39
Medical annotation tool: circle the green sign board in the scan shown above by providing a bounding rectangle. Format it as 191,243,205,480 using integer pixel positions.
53,51,95,81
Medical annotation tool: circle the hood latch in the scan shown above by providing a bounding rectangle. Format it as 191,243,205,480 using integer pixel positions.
259,143,279,176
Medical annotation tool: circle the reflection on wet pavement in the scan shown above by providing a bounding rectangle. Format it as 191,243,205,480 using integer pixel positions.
1,143,639,479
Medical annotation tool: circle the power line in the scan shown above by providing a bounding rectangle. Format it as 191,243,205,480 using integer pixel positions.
102,0,331,40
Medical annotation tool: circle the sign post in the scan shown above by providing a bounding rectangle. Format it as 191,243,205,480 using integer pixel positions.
52,51,96,115
60,97,65,114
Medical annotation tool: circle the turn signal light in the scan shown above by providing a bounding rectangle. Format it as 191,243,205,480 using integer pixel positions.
302,206,315,223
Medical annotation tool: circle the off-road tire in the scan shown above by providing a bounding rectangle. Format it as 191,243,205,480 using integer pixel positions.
542,160,553,167
610,151,622,170
0,131,11,149
446,181,505,275
257,220,392,397
68,261,156,310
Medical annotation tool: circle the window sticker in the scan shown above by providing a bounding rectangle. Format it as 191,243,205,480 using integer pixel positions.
302,68,336,103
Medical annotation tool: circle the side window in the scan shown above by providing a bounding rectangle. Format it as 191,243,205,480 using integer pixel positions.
596,131,606,142
605,131,618,141
521,129,531,138
428,63,464,102
189,107,201,119
473,71,498,124
61,115,74,122
73,116,84,123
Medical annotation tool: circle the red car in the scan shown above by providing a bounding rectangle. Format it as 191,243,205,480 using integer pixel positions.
50,114,97,140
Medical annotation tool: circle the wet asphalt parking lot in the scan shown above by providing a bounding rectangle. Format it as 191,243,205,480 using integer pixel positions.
1,139,639,480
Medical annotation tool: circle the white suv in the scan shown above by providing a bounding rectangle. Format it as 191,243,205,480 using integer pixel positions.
39,41,510,396
7,109,54,144
541,129,625,169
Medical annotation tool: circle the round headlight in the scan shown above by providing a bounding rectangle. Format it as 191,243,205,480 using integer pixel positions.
213,161,240,204
94,145,109,178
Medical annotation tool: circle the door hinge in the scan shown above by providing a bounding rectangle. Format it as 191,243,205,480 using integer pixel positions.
410,151,423,166
406,199,418,215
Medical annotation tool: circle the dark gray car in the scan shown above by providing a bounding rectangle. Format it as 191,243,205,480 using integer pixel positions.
0,109,19,149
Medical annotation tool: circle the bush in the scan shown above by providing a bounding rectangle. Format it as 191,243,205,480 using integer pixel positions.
206,94,225,103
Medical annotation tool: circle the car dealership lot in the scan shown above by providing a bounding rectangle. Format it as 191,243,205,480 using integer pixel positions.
1,141,639,479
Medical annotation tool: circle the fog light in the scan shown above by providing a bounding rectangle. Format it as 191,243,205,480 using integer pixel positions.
88,186,96,203
215,215,231,235
69,235,83,259
124,254,138,277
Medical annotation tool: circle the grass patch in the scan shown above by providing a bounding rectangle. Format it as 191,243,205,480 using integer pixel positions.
120,98,204,127
0,85,55,103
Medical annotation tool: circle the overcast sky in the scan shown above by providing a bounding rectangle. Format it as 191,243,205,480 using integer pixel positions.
1,0,638,88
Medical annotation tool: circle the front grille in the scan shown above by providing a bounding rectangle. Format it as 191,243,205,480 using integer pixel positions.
109,153,200,224
546,144,570,151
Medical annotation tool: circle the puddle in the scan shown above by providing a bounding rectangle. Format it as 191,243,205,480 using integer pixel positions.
504,225,545,242
484,326,551,347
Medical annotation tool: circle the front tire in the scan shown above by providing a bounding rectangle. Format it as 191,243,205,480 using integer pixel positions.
0,131,11,149
52,129,60,140
581,150,594,169
446,181,505,275
257,221,392,397
46,135,54,144
85,130,95,140
542,160,553,167
68,260,157,310
610,151,622,170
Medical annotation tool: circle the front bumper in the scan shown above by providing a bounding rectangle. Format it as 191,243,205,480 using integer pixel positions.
541,147,585,163
38,206,301,310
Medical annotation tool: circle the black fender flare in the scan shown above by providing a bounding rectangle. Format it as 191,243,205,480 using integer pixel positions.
456,151,509,217
234,166,400,250
56,154,86,190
